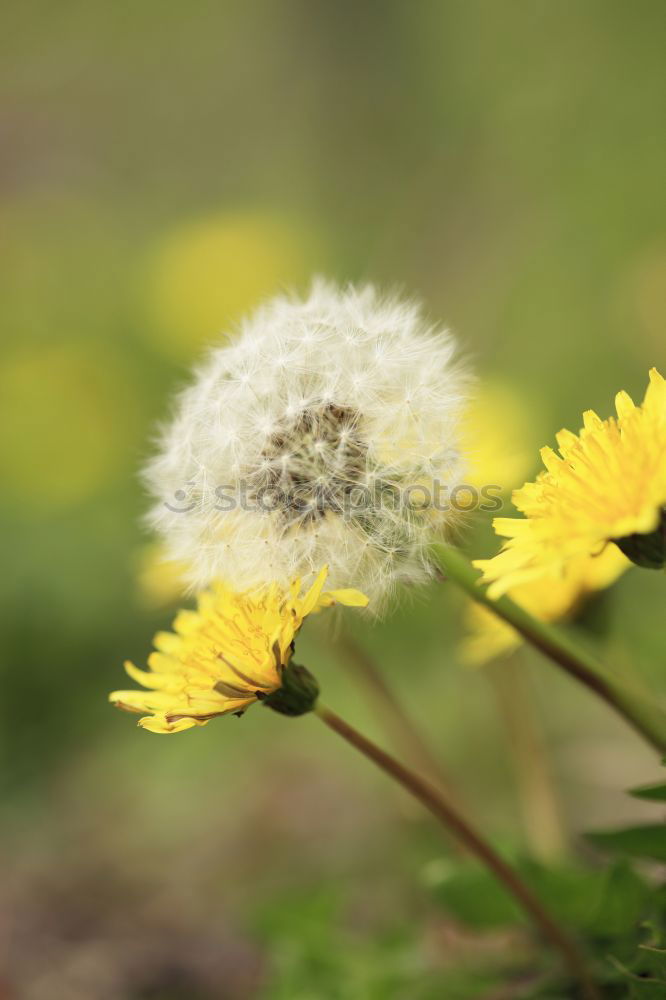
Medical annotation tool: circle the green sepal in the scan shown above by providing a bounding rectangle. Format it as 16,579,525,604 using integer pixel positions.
613,508,666,569
262,661,319,717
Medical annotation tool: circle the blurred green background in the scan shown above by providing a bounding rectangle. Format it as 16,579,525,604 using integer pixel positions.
1,2,665,997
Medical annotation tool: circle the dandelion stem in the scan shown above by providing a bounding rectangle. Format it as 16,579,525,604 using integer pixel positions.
315,702,598,1000
432,543,666,754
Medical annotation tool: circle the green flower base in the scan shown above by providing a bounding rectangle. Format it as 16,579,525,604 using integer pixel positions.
613,507,666,569
262,662,320,717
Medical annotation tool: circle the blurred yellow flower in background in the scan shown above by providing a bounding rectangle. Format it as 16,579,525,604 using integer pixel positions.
135,543,189,609
111,566,368,733
143,211,318,360
475,368,666,596
0,343,140,515
462,379,542,493
630,248,666,355
461,545,630,666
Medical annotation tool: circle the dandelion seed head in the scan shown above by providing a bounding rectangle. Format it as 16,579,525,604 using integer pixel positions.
146,279,468,606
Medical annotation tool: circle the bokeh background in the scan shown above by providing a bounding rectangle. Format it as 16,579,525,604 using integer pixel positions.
1,2,665,997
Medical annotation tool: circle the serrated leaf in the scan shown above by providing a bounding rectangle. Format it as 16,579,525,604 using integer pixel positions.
608,955,666,999
585,825,666,862
639,945,666,981
629,781,666,802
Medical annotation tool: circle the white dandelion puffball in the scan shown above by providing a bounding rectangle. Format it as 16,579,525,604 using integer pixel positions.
146,280,468,605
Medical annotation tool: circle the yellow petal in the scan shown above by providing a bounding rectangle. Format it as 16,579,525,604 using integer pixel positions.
124,660,179,691
582,409,603,431
153,630,185,655
109,689,176,711
539,446,561,474
319,588,369,608
614,390,635,420
138,715,200,734
299,566,329,616
644,367,666,412
555,428,579,454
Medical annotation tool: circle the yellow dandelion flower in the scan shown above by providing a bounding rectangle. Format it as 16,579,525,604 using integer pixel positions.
111,567,368,733
475,368,666,597
462,546,630,666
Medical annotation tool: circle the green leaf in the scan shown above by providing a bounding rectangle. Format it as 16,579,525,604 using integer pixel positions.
607,955,666,999
609,946,666,1000
585,825,666,863
639,945,666,981
522,864,607,930
584,860,650,937
604,922,666,998
425,861,521,929
629,781,666,802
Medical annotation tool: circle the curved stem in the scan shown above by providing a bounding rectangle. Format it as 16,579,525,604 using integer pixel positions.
432,543,666,755
315,703,598,1000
